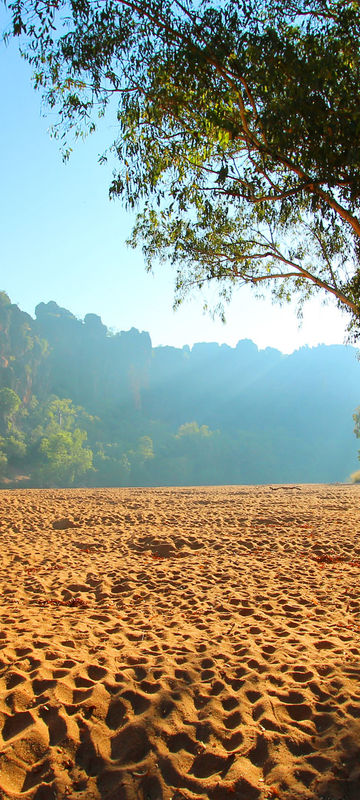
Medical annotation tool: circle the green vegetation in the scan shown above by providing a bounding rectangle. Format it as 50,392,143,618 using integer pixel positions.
4,0,360,332
0,387,21,423
351,408,360,482
0,293,358,487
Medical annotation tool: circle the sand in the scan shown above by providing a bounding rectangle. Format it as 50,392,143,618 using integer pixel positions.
0,484,360,800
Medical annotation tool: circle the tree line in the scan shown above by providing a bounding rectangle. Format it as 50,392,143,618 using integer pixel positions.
0,291,359,488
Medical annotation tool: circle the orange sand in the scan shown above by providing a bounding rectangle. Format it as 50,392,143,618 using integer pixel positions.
0,485,360,800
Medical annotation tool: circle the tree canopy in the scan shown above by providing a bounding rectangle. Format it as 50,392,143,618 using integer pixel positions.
4,0,360,331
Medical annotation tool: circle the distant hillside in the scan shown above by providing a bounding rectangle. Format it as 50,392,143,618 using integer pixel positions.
0,291,359,487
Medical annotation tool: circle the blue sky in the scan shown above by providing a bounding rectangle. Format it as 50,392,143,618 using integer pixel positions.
0,20,350,352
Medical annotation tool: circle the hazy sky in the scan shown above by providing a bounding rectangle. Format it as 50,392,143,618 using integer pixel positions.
0,24,350,353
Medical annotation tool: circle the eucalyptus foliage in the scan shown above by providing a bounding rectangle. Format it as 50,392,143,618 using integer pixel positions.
4,0,360,330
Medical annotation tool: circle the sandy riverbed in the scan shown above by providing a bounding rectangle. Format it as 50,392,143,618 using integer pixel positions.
0,485,359,800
